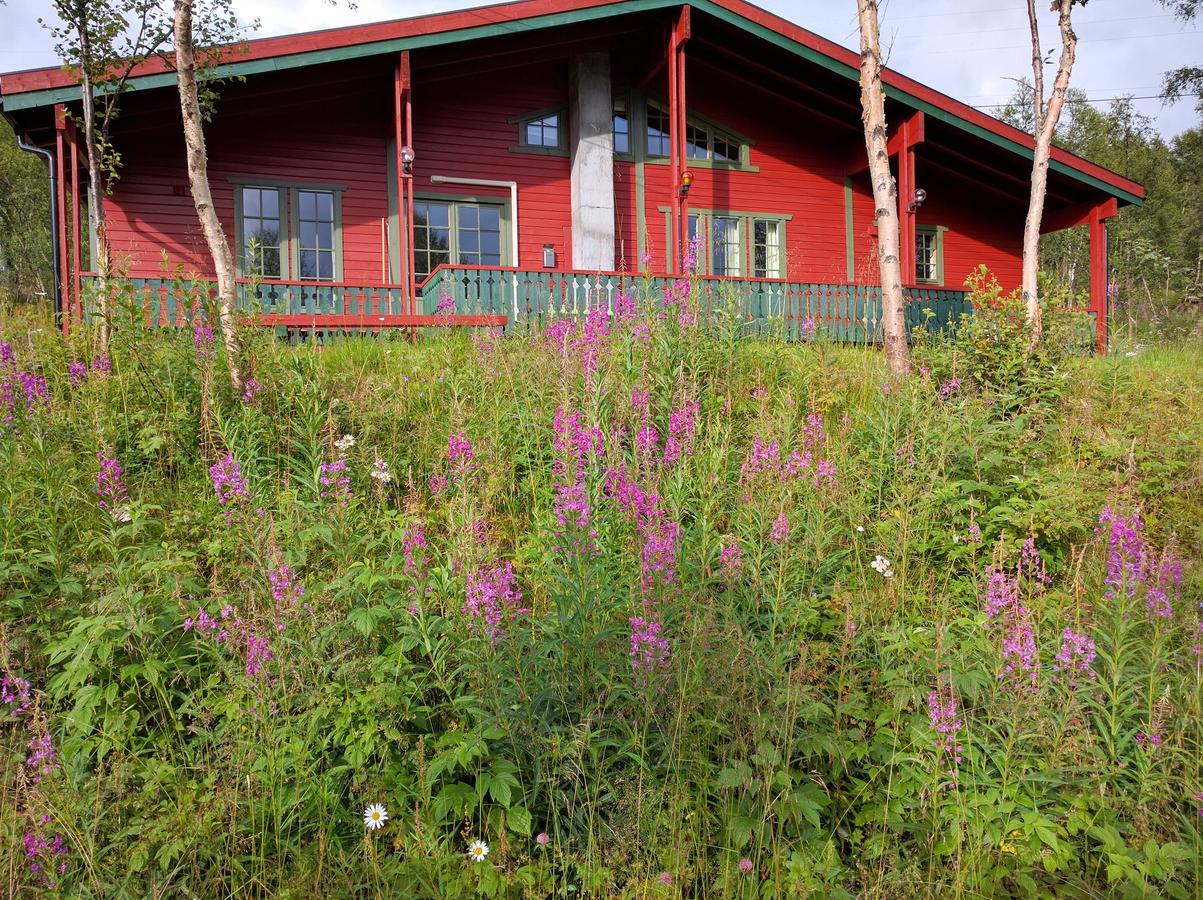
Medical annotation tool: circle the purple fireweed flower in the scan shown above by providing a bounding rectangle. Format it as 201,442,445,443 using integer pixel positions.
543,318,574,352
402,522,430,584
464,562,527,640
1144,545,1182,620
268,565,304,628
241,378,262,403
982,565,1040,690
95,453,129,512
572,306,612,381
1,369,49,433
210,454,250,519
663,399,699,465
244,633,274,678
967,520,982,545
22,828,68,889
1097,505,1148,600
770,511,789,544
193,317,215,358
92,355,111,376
927,687,964,766
68,361,87,386
635,424,660,463
630,613,670,679
0,341,13,368
436,292,455,318
614,289,637,327
719,542,742,578
447,432,475,480
938,378,961,401
1053,628,1097,687
26,732,57,784
2,673,31,717
319,458,352,504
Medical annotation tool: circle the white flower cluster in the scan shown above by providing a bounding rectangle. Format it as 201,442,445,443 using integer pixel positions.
870,554,894,578
334,434,356,454
371,458,393,484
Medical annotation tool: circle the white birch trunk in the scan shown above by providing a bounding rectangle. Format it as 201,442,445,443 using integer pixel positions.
173,0,242,392
1022,0,1078,343
857,0,909,377
77,24,110,350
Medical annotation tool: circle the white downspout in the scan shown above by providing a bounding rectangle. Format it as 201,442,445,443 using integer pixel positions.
428,175,519,268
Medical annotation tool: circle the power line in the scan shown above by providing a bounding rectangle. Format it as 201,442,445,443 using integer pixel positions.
920,28,1200,54
896,12,1176,39
973,93,1187,109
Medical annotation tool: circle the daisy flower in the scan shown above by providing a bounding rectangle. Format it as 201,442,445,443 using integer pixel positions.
335,434,356,453
467,839,489,862
363,803,388,830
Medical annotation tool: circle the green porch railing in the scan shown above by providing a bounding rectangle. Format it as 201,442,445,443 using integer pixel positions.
78,270,1010,346
417,266,974,343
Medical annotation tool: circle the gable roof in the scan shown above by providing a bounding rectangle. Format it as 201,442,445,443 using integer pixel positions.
0,0,1144,205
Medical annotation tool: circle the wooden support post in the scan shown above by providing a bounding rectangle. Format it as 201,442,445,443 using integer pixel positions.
1089,203,1111,354
54,106,70,334
898,118,915,288
667,5,690,275
403,54,416,315
69,119,81,331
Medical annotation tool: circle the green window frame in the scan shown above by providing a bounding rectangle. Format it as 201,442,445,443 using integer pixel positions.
412,194,511,282
915,225,946,285
663,207,791,278
613,93,632,158
232,179,345,281
509,107,568,156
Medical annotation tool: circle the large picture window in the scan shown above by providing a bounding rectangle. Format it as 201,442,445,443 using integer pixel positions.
414,198,506,281
646,102,750,167
234,182,343,281
675,209,789,278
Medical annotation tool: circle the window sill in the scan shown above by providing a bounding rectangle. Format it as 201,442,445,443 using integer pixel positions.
507,144,569,158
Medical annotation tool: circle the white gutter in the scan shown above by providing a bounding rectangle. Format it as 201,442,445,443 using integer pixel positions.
428,175,519,268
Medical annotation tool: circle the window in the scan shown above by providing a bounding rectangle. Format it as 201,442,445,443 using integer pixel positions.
711,216,741,277
916,227,943,284
752,219,782,279
240,186,283,278
666,208,790,278
645,102,748,165
298,190,336,281
523,113,561,149
647,104,671,158
235,182,343,281
413,199,506,281
613,97,630,155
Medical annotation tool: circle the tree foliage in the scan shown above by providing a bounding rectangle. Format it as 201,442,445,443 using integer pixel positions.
0,118,53,299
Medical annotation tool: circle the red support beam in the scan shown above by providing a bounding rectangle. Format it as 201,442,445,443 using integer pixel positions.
1088,201,1115,354
847,110,924,175
1041,197,1117,234
666,5,690,275
68,118,81,331
54,105,70,334
395,51,417,315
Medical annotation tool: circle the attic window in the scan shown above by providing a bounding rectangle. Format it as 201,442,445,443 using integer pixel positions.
523,113,561,149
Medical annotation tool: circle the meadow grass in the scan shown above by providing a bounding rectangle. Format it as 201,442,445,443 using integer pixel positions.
1,287,1200,898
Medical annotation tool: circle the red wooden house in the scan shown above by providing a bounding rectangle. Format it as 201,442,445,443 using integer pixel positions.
0,0,1143,348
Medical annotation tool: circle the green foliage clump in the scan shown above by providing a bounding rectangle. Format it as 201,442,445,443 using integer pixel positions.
1,282,1201,897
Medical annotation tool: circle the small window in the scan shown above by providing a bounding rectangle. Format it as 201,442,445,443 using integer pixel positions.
647,104,670,158
916,227,942,283
752,219,782,279
613,97,630,155
713,132,740,164
685,122,708,160
523,114,560,149
240,186,283,278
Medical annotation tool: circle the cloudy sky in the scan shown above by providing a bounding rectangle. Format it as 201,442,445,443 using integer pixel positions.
1,0,1198,137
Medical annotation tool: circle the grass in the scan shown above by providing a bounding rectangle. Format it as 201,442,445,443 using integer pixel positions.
1,287,1200,898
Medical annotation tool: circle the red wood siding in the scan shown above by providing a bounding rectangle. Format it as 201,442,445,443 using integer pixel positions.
98,52,1030,292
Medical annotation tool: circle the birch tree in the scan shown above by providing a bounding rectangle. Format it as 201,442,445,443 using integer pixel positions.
42,0,170,349
856,0,909,376
1020,0,1082,342
171,0,246,392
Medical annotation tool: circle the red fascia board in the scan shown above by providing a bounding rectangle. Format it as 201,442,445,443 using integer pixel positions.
0,0,1144,201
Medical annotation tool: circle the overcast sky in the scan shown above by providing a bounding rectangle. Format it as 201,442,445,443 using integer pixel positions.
1,0,1199,138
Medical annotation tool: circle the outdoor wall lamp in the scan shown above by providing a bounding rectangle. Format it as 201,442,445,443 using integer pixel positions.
908,187,927,213
678,170,693,200
400,145,416,175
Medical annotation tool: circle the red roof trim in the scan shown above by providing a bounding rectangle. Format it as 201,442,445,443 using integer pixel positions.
0,0,1143,200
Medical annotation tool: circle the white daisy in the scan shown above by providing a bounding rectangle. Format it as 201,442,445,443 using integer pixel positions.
467,839,489,862
870,555,894,578
363,803,388,830
370,459,393,484
855,525,865,533
335,434,357,453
